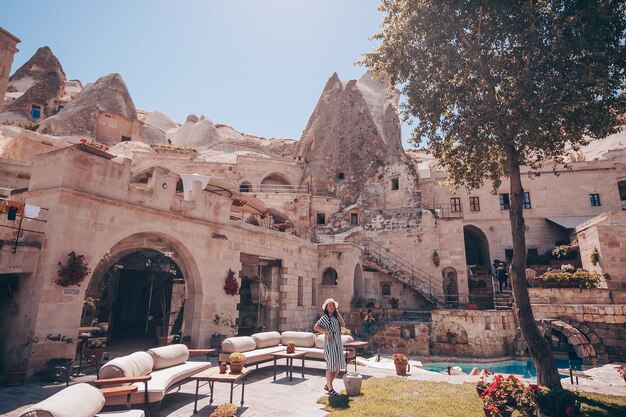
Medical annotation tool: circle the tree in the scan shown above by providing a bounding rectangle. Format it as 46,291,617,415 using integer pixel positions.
362,0,626,388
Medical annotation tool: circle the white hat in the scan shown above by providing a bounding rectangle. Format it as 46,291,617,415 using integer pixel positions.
322,298,339,311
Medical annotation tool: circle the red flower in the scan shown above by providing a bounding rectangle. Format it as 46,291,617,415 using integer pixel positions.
565,406,576,416
487,405,498,412
80,138,87,143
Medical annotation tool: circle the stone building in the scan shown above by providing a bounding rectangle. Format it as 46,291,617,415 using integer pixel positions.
0,27,20,105
0,47,625,375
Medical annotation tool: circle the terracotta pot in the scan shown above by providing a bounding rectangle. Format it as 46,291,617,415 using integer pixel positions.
219,361,228,374
394,360,410,375
230,361,243,374
286,346,295,354
5,370,26,386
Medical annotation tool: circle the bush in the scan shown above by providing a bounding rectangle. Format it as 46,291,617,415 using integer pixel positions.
536,388,581,417
538,269,601,289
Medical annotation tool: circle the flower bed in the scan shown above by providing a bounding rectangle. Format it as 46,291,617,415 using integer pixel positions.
538,270,601,289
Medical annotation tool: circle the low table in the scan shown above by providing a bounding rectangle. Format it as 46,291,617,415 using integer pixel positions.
99,385,138,410
344,341,369,371
271,351,307,381
191,366,252,413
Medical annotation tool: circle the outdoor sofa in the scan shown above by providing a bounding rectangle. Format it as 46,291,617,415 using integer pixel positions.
218,331,355,367
93,344,212,407
18,382,144,417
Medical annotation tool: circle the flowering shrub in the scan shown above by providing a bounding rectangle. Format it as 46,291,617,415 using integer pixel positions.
538,269,601,289
535,388,580,417
232,196,248,207
79,138,109,152
229,352,246,363
223,269,239,296
477,375,540,417
56,252,91,287
392,353,408,362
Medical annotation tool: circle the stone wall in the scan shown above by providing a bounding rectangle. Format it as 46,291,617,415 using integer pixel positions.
368,323,430,355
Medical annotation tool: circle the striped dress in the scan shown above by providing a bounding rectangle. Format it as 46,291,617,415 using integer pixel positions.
316,314,345,372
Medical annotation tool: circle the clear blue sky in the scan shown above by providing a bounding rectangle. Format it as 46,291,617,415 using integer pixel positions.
1,0,413,145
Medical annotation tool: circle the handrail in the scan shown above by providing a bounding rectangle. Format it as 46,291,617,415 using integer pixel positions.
352,237,444,304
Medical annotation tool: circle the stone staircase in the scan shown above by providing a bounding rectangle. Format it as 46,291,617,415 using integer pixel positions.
494,291,514,310
353,238,444,306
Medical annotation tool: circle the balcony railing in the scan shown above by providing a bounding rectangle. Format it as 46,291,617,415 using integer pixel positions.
241,184,310,194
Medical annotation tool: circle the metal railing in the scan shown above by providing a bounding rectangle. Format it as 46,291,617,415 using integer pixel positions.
241,184,310,194
352,237,444,305
420,202,463,219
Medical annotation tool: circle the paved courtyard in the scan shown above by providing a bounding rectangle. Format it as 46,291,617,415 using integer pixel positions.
1,356,624,417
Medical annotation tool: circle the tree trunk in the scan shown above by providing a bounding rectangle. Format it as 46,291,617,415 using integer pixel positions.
506,147,562,389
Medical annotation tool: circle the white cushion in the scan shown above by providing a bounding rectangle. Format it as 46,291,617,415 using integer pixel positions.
280,331,315,347
103,361,212,407
314,334,354,348
251,331,281,348
20,383,104,417
96,411,144,417
147,344,189,370
99,351,153,380
221,336,256,353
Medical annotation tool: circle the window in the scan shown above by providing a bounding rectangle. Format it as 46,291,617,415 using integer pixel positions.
31,105,41,119
316,213,326,225
322,268,337,285
505,249,514,263
590,193,601,207
391,177,400,190
337,172,345,180
121,136,131,142
312,278,316,306
239,183,251,193
469,197,480,211
297,276,303,307
499,193,510,210
523,192,532,209
381,283,391,296
450,197,462,212
350,213,358,225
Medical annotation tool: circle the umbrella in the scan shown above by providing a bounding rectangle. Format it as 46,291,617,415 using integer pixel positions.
230,191,267,216
204,177,237,199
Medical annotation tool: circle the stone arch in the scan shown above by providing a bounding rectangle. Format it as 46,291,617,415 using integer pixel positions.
322,267,338,285
131,166,175,184
86,232,202,341
512,319,604,366
239,181,252,193
463,225,490,267
260,172,292,193
442,267,459,303
353,263,364,297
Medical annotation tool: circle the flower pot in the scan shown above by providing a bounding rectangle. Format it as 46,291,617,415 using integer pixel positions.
467,303,478,310
230,362,243,374
394,360,410,375
74,143,115,159
344,371,362,396
5,369,26,386
286,346,295,354
219,361,228,374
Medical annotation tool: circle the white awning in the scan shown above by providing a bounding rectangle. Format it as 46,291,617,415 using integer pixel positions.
546,216,594,230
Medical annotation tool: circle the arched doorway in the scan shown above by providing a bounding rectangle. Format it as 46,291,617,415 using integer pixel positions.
84,233,194,348
260,173,291,193
442,267,458,303
322,268,338,285
353,264,364,297
463,225,490,267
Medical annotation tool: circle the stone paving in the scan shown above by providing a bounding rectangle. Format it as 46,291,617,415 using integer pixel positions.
1,357,624,417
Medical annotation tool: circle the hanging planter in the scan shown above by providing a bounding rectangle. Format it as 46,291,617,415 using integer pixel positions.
56,252,91,287
223,269,239,296
590,247,600,266
432,250,440,267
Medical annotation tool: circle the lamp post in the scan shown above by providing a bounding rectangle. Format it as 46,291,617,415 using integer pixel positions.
144,258,154,339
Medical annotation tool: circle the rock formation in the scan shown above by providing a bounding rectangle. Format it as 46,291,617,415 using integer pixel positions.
296,71,412,206
39,73,137,138
0,46,66,123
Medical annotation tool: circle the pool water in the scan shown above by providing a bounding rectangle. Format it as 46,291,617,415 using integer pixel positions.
423,357,582,379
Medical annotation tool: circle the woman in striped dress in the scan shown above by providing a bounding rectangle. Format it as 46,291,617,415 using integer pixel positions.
314,298,346,396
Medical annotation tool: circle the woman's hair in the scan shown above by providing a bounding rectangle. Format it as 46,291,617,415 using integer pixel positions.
367,309,372,313
324,306,338,318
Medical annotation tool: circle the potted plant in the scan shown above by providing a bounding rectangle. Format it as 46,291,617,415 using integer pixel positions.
181,335,192,348
209,403,238,417
6,331,40,386
535,387,580,417
617,364,626,383
392,353,410,375
84,338,106,363
229,352,246,373
286,341,296,354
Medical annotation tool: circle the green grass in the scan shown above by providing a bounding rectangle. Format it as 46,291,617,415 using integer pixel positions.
316,377,626,417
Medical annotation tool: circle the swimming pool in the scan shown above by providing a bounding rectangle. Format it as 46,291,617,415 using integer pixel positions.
423,357,581,378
